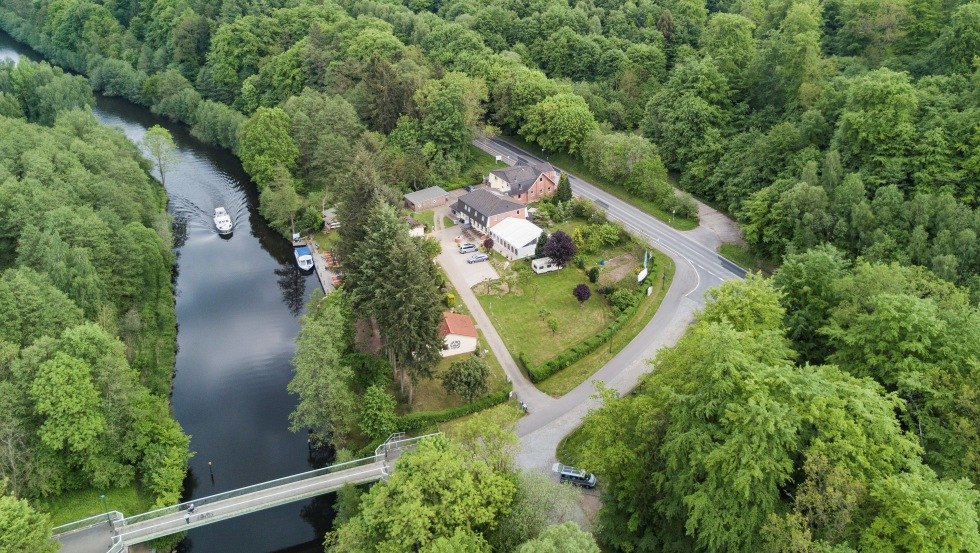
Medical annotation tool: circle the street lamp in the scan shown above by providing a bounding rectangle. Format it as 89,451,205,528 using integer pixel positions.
99,494,109,523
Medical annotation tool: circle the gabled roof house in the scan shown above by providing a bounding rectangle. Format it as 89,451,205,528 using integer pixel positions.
487,161,559,204
452,189,525,233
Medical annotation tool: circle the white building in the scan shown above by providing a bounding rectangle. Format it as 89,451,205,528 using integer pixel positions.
488,217,543,260
439,312,478,357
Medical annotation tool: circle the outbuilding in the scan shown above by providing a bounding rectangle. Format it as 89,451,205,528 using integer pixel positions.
403,186,450,211
488,217,543,260
439,312,478,357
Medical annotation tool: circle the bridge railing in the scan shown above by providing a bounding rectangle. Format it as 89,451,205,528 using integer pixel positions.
53,511,123,537
119,455,378,527
120,432,440,528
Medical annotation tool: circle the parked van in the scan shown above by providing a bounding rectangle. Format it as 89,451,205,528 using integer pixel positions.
459,243,477,253
532,257,561,274
552,463,597,488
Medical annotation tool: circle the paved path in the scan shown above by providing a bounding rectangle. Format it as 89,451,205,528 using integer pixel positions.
473,137,746,470
303,238,336,295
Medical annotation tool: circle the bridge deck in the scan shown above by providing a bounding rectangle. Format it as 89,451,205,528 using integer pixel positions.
57,460,386,553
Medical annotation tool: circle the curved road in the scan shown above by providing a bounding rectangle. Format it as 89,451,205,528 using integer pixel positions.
473,138,746,470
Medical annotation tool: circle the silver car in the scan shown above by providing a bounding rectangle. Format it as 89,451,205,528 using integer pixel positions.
467,253,489,264
458,243,477,253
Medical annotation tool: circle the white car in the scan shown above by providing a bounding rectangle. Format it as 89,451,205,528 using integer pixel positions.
467,253,489,264
458,243,477,253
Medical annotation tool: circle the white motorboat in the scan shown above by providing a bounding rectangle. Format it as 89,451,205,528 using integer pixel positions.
214,207,233,235
294,245,315,271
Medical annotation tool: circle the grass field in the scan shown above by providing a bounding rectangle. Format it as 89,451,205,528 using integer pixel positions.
537,251,674,396
407,333,507,413
438,145,508,191
478,259,613,368
556,425,589,467
414,209,435,231
719,243,773,275
312,229,341,252
38,486,153,526
502,135,698,231
438,400,524,435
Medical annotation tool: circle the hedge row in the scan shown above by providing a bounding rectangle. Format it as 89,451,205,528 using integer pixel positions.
526,302,641,382
396,383,513,433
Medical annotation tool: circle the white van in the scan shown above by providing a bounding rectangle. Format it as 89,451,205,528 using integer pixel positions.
531,257,561,274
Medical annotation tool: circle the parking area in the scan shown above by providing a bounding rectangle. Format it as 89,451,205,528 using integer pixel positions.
434,227,499,289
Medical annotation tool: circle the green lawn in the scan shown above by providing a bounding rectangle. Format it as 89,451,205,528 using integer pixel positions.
439,400,524,435
537,251,675,396
502,135,698,231
37,486,154,526
556,425,589,467
406,333,507,413
478,260,613,368
443,216,455,229
719,243,774,275
414,209,435,232
312,229,341,253
438,145,508,191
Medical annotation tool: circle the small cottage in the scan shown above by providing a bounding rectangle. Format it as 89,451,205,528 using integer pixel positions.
439,312,478,357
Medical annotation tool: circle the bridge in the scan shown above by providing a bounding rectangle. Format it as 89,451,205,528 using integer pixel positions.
53,433,436,553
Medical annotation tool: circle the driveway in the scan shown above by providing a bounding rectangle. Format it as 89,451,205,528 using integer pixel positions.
435,228,499,288
434,227,553,410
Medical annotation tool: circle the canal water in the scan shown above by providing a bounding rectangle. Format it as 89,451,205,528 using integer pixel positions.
1,31,331,553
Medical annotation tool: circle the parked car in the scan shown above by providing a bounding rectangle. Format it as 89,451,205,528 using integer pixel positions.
465,185,476,192
458,243,477,253
552,463,597,488
467,253,489,264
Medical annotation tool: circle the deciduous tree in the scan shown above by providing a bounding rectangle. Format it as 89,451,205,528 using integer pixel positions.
441,357,490,403
141,125,179,186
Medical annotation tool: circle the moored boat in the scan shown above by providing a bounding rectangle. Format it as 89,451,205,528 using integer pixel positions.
294,245,314,271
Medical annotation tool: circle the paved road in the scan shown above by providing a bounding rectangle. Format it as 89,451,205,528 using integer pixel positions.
473,137,746,469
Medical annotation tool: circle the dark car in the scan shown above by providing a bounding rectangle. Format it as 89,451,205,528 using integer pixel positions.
552,463,597,488
465,185,476,192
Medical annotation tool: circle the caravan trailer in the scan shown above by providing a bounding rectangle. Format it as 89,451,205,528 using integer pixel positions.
531,257,561,274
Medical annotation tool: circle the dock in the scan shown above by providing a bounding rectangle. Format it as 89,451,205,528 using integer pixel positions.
301,238,336,295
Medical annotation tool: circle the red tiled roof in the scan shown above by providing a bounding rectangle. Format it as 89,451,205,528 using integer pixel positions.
439,312,477,338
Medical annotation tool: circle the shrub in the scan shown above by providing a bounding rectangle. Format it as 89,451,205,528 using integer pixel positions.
662,192,699,220
573,284,591,304
445,292,456,307
608,289,639,313
588,267,600,283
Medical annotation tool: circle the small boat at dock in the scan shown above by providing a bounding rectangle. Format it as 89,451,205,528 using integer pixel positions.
214,207,233,235
294,245,314,271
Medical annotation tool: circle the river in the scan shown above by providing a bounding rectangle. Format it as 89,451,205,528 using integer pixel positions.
1,31,332,553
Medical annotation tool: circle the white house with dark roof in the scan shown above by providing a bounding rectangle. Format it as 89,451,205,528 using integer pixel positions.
452,189,525,233
487,161,559,204
489,217,543,260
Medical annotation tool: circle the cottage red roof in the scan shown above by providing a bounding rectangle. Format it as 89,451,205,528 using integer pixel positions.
439,312,477,339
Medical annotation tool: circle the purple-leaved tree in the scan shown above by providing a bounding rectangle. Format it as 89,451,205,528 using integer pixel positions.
543,230,577,267
573,284,591,305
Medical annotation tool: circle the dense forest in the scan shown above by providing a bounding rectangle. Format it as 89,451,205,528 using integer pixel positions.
0,59,188,525
578,261,980,551
1,0,977,293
